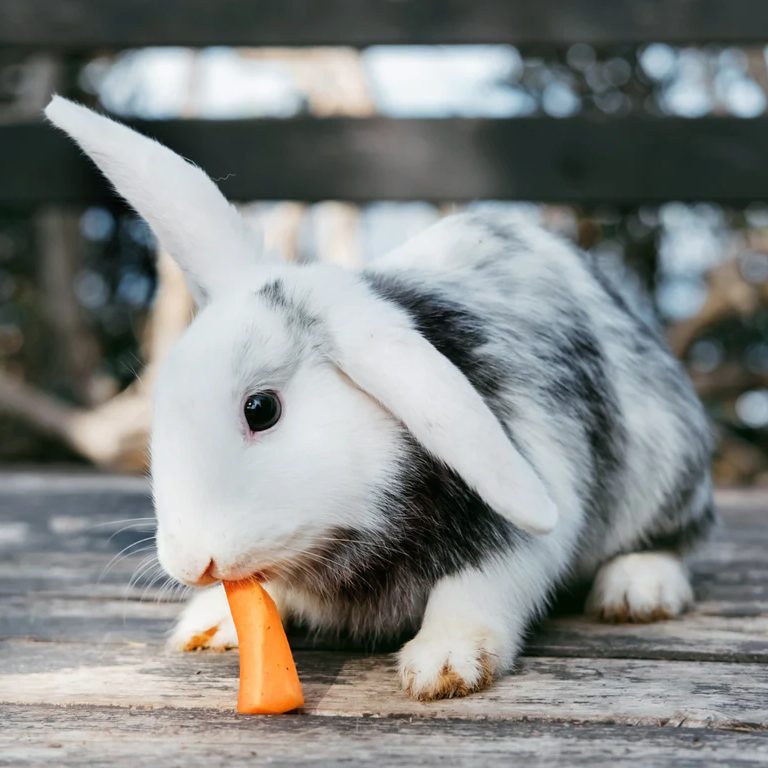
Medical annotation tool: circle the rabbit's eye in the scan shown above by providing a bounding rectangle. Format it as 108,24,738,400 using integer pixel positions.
243,391,281,432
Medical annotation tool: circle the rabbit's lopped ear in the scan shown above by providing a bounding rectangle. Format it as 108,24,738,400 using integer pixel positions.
322,277,559,535
44,96,269,305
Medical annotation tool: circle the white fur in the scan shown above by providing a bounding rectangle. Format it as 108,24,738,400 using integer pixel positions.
398,540,568,698
151,283,402,584
44,96,269,304
46,98,710,701
586,551,694,621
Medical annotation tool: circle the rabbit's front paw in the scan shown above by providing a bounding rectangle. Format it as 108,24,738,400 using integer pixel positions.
168,584,237,651
397,628,498,701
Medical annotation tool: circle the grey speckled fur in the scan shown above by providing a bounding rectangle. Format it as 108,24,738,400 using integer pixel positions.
273,212,714,641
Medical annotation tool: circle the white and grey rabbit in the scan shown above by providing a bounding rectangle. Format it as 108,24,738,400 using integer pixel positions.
46,97,714,701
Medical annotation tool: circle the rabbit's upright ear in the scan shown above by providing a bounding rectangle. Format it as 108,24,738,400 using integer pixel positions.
321,278,558,535
45,96,269,305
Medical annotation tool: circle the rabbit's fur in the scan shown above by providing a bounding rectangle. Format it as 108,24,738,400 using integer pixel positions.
47,97,713,701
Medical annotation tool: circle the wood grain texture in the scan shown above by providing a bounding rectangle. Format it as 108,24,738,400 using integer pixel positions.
1,472,766,763
3,582,768,657
1,639,767,728
2,0,768,48
3,705,767,768
6,117,768,206
528,613,768,663
0,594,179,643
3,594,768,664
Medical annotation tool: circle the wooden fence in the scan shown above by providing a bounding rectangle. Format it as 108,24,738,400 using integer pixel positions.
2,0,768,206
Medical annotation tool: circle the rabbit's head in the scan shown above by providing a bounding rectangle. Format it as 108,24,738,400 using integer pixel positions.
46,97,557,588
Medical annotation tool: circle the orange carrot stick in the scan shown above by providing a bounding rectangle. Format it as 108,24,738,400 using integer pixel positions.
223,580,304,714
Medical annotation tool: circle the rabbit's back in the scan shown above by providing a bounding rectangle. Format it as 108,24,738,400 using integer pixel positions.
368,213,714,575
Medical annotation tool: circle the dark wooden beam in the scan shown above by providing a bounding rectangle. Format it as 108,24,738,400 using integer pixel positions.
3,115,768,206
2,0,768,49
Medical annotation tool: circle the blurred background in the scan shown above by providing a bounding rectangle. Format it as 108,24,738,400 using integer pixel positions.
1,3,767,486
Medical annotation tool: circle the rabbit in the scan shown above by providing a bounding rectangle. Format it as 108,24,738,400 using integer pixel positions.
46,96,714,701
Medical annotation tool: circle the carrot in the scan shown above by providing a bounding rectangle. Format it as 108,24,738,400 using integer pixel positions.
223,580,304,714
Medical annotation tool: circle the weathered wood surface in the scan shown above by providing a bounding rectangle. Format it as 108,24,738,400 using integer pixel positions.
0,472,766,764
6,116,768,206
5,595,768,663
2,639,768,728
3,707,767,768
2,0,768,48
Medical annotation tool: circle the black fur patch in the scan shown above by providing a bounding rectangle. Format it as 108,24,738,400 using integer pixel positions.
367,271,627,524
364,272,501,402
583,257,664,347
641,449,716,553
534,315,627,528
643,501,717,553
259,278,286,304
291,435,524,639
257,278,317,332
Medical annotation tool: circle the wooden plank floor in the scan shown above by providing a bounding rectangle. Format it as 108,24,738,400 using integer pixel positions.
1,472,767,766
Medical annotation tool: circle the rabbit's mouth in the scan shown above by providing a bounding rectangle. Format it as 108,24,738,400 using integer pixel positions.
207,561,276,586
